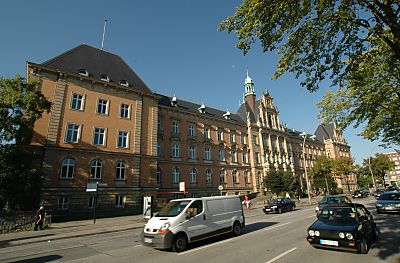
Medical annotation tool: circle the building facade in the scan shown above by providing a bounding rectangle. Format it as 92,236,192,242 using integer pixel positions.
27,44,354,215
383,152,400,186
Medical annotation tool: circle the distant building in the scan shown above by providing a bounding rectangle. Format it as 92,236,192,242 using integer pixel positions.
27,44,354,215
383,152,400,186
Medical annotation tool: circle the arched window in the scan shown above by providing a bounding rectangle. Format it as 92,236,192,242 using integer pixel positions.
90,159,102,179
172,167,180,183
116,161,126,180
61,158,75,178
206,169,212,184
189,168,197,184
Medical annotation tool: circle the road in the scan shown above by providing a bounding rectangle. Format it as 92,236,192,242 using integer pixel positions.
0,198,399,263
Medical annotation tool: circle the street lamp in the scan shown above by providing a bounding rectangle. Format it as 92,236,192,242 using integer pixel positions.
300,132,316,205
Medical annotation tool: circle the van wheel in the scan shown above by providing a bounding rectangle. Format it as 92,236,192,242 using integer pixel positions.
172,234,187,253
232,222,242,237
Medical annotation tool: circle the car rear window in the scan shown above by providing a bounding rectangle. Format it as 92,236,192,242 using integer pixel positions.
379,193,400,200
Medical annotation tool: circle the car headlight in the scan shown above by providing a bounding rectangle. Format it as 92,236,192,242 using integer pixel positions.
395,204,400,207
339,232,345,238
346,233,353,240
376,203,383,207
314,231,320,236
158,222,171,234
308,230,315,237
272,205,277,208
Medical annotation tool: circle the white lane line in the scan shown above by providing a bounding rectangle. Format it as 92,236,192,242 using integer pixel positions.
179,222,292,255
265,247,297,263
133,244,142,248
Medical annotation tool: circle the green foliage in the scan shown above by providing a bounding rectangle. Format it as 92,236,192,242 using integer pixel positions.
363,153,395,187
309,156,337,194
264,170,295,195
220,1,400,146
0,76,51,211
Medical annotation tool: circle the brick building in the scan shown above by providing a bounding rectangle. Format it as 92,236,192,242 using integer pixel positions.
27,44,354,215
383,152,400,186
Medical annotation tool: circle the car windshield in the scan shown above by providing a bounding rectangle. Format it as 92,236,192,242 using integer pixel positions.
270,199,284,204
319,207,357,224
320,196,342,204
156,200,191,217
378,193,400,201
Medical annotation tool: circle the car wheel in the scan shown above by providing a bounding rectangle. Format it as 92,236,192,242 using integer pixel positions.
232,222,242,237
172,234,187,253
358,239,368,254
291,205,295,211
278,208,282,214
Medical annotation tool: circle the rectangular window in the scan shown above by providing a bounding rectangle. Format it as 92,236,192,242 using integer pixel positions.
115,195,125,208
172,144,180,158
188,123,196,137
65,123,80,143
242,151,248,163
157,117,162,131
172,121,179,134
93,127,106,145
217,129,223,141
230,131,235,143
58,196,69,211
120,103,130,118
97,99,109,114
204,147,211,160
70,93,84,110
189,146,196,159
117,131,128,148
241,135,247,144
232,149,237,162
256,152,260,164
253,135,258,145
157,141,162,156
218,149,225,161
203,128,210,139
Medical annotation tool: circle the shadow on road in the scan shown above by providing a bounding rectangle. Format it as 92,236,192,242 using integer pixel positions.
372,212,400,260
0,233,55,248
10,255,62,263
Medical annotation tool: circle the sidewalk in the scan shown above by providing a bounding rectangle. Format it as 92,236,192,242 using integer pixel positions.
0,214,147,248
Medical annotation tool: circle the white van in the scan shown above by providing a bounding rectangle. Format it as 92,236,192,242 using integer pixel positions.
141,195,245,252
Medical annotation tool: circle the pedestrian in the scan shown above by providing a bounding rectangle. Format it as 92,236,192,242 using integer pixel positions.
285,192,290,199
244,195,249,209
34,206,45,231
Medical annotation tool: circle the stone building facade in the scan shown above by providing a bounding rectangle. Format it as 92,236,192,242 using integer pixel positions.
27,44,354,215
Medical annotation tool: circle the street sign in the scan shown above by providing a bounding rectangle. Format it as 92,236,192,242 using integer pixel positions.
86,183,98,192
179,182,186,192
218,185,223,191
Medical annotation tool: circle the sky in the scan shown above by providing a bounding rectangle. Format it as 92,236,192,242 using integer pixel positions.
0,0,394,164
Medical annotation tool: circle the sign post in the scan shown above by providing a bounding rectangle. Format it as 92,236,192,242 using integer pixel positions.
218,185,223,196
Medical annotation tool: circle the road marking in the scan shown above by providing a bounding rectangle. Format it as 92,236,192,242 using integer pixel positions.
133,244,142,248
265,247,297,263
179,222,292,255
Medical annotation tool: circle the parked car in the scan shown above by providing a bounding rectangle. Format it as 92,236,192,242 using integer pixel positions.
307,203,379,254
352,190,369,198
373,188,385,199
315,195,352,215
375,192,400,214
263,198,296,214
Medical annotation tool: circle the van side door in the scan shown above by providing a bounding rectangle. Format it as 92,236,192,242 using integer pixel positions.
185,200,209,241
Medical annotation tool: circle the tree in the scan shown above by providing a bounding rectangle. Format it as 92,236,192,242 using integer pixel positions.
219,1,400,146
332,157,356,193
0,76,51,211
264,170,295,195
363,153,395,187
309,156,337,195
356,164,373,189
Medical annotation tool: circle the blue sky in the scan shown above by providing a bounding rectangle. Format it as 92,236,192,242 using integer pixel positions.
0,0,393,164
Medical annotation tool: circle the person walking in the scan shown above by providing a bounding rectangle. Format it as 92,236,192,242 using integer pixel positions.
244,195,249,208
34,206,45,231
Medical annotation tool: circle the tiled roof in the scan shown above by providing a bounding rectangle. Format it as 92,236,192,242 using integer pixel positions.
41,44,151,93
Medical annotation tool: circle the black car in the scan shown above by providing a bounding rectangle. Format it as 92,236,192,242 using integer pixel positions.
373,188,385,199
263,198,295,214
315,195,352,215
352,190,369,198
307,203,379,254
375,191,400,214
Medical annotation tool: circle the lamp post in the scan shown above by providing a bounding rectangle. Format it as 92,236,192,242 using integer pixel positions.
301,132,316,205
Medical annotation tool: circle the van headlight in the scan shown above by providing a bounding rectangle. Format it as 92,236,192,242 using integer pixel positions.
158,222,171,234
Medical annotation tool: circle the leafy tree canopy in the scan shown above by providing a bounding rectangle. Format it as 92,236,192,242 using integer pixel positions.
220,1,400,146
309,156,337,194
362,153,395,186
264,170,295,195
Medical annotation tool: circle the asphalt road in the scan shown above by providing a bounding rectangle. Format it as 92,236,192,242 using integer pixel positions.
0,198,399,263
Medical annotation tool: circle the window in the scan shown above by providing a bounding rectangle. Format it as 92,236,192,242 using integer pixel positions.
93,128,106,145
219,170,225,183
90,159,102,179
244,171,249,184
241,135,247,144
206,169,212,184
97,99,109,114
116,161,126,180
70,93,84,110
172,121,179,134
88,196,97,208
233,170,238,184
230,131,235,143
157,141,162,156
120,104,130,118
231,147,237,162
60,158,75,178
203,128,210,139
218,149,225,161
204,147,211,160
253,135,258,145
172,143,180,158
172,167,180,183
188,123,196,137
242,149,248,163
189,146,196,159
156,167,161,183
190,168,197,184
256,152,260,164
217,129,224,141
58,196,69,211
157,117,162,131
65,123,80,143
115,195,125,208
117,131,128,148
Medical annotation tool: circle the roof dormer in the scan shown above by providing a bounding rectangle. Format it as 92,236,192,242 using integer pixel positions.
100,74,110,82
119,80,129,87
198,103,206,114
78,69,89,77
171,95,177,107
223,110,231,120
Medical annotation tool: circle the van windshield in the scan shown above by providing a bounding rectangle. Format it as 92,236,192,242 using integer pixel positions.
156,200,191,217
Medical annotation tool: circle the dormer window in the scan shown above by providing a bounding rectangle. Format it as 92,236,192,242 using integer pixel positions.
100,74,110,82
119,80,129,87
171,96,177,107
198,103,206,114
78,69,89,77
223,110,231,120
